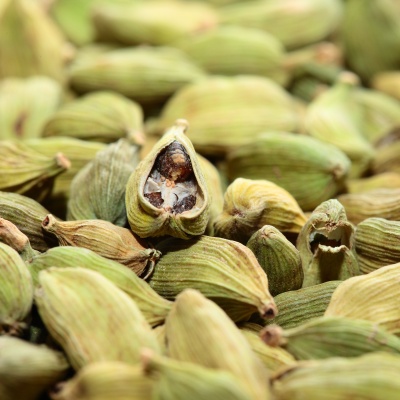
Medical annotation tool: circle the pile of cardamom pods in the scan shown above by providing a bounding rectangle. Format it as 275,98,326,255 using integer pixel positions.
2,0,400,399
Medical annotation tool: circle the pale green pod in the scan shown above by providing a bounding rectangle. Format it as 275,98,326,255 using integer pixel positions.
372,141,400,175
92,1,218,46
372,71,400,101
214,178,307,244
175,26,288,85
305,72,375,178
266,281,341,329
0,336,69,400
226,131,351,211
153,76,300,156
68,46,205,104
165,289,271,400
0,140,70,202
261,316,400,360
296,199,359,287
0,242,33,335
126,120,210,239
325,262,400,334
150,235,277,322
52,361,153,400
35,267,161,370
220,0,343,50
0,191,58,251
0,76,63,139
354,218,400,274
337,188,400,225
29,246,172,327
346,172,400,194
67,139,140,226
272,352,400,400
247,225,303,296
0,0,67,82
43,91,145,144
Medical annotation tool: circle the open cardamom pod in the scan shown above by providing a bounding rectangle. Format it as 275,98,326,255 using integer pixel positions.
126,119,210,239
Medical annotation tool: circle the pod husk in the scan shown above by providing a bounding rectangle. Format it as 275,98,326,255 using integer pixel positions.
346,172,400,194
126,120,210,239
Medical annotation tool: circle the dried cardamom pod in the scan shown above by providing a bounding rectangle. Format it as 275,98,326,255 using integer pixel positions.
152,76,300,156
150,235,277,322
35,267,161,370
92,1,218,46
296,199,359,287
0,141,70,202
325,262,400,334
68,46,205,104
355,217,400,274
346,172,400,194
29,246,172,327
337,188,400,225
372,71,400,101
271,352,400,399
0,336,69,400
214,178,307,244
246,225,303,296
67,139,140,226
227,131,351,211
165,289,270,400
0,191,58,252
52,361,153,400
261,316,400,360
126,120,210,239
43,91,145,144
0,242,33,335
0,76,63,139
372,139,400,175
265,281,341,329
41,215,161,278
175,26,288,85
220,0,342,50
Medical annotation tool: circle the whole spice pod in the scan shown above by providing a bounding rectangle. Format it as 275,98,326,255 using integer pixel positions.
52,361,154,400
0,141,70,202
126,120,210,239
0,242,33,335
266,281,341,329
175,26,288,85
372,71,400,101
35,267,161,370
271,352,400,400
337,188,400,225
261,316,400,361
213,178,307,244
226,131,351,211
305,72,375,178
43,91,145,144
92,0,218,46
67,139,141,226
325,262,400,335
150,235,277,322
41,215,161,278
0,76,63,140
220,0,343,50
354,218,400,274
29,246,172,327
165,289,270,400
152,76,300,156
68,46,205,105
0,336,69,400
0,0,68,82
246,225,303,296
346,172,400,194
0,191,58,251
372,141,400,175
340,0,400,82
296,199,359,287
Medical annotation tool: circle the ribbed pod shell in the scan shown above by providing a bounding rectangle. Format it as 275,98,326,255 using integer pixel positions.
126,120,210,239
29,246,172,327
35,267,161,370
346,172,400,194
226,132,351,211
325,263,400,334
149,235,276,322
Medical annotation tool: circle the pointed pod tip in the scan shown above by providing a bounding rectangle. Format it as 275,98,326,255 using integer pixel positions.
174,118,189,133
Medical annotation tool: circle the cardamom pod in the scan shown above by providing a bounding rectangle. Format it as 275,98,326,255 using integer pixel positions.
346,172,400,194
